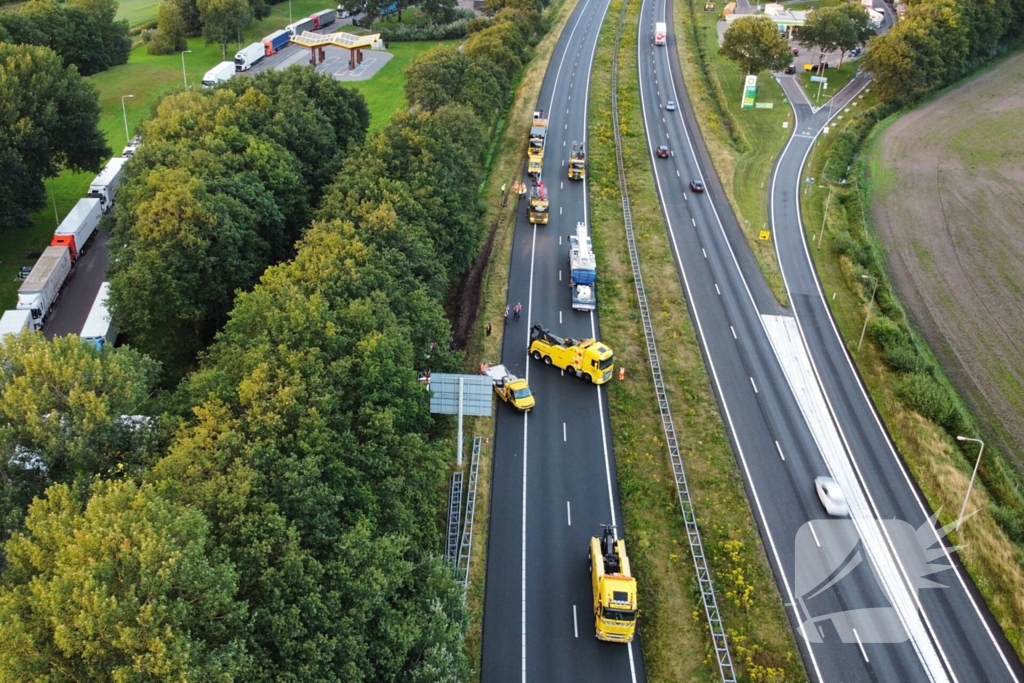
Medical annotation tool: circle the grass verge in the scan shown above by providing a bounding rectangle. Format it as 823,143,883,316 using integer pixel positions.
588,0,806,680
672,0,792,306
0,33,457,309
461,0,578,676
803,95,1024,658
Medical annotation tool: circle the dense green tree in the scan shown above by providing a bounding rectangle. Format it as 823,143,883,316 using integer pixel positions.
719,15,793,75
405,45,505,121
198,0,252,59
831,3,875,67
798,5,854,73
0,42,109,230
420,0,458,24
0,481,248,682
149,0,189,54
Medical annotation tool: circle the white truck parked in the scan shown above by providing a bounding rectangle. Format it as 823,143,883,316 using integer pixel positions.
51,197,101,262
0,310,32,342
202,61,236,87
80,282,117,350
235,42,266,71
88,157,127,213
17,246,72,330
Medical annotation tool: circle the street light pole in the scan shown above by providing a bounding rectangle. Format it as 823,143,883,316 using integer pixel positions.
955,436,985,529
289,0,293,22
181,49,193,89
817,183,834,249
121,94,134,145
856,274,878,352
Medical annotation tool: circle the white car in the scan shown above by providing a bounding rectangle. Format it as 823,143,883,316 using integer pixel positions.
815,476,849,517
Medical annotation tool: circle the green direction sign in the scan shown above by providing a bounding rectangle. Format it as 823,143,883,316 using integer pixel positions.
754,102,774,109
741,75,757,109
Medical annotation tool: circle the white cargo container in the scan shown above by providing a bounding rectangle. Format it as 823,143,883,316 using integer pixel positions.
235,42,265,71
202,61,236,87
17,246,72,329
286,16,315,35
80,282,117,349
0,310,32,342
88,157,128,213
51,197,101,262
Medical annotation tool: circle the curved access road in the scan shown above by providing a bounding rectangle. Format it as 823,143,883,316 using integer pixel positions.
479,0,646,681
635,0,1024,680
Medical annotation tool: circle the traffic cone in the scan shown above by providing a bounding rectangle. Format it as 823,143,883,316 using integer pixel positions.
618,366,625,381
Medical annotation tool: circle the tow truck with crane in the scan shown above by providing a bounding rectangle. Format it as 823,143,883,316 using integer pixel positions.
481,362,535,412
528,323,614,384
590,526,638,643
528,182,549,225
528,111,547,177
568,141,586,180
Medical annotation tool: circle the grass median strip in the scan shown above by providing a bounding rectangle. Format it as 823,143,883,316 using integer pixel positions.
589,0,806,680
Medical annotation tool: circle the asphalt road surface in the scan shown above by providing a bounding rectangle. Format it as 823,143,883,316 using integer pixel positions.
479,0,646,680
636,0,1024,679
43,231,110,341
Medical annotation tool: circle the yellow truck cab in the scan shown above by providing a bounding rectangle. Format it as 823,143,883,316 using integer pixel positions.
481,363,535,412
590,526,638,642
528,111,547,178
528,182,549,224
568,141,586,180
529,323,614,384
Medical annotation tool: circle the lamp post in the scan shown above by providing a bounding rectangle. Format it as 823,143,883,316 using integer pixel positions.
121,94,134,145
289,0,293,22
181,49,192,89
856,274,877,352
955,436,985,529
817,182,834,249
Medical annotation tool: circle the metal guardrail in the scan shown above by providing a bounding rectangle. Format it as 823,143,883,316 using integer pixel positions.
456,436,483,586
609,2,736,680
447,471,464,563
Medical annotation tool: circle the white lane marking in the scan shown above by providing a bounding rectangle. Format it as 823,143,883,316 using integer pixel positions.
567,501,572,526
692,218,696,226
559,270,562,281
715,283,721,295
676,170,680,177
730,325,736,339
853,628,870,663
560,206,563,214
776,440,786,461
750,376,758,394
563,422,567,442
573,605,579,638
559,234,562,245
702,248,706,258
808,520,821,548
559,310,563,324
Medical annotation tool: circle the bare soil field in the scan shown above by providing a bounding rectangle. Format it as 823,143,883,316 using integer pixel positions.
868,51,1024,471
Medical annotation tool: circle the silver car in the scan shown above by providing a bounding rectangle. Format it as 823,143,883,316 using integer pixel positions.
815,476,850,517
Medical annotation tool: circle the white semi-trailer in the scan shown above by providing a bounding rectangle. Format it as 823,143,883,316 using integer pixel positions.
17,246,72,330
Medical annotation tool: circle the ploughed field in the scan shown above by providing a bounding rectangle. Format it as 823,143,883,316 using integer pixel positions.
868,51,1024,470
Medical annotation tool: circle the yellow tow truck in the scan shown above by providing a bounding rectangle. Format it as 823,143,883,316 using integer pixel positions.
528,182,549,224
481,362,535,412
590,526,638,642
528,323,614,384
528,111,547,178
568,141,586,180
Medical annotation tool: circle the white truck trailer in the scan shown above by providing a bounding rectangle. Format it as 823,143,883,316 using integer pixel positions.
235,42,266,71
80,282,117,349
51,197,101,262
202,61,236,87
0,310,32,342
17,246,72,330
88,157,127,213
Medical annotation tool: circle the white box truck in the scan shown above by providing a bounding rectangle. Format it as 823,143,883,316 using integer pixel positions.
80,282,117,350
17,246,72,330
0,310,32,342
235,42,265,71
286,16,315,36
202,61,236,87
88,157,128,213
51,197,101,262
655,22,666,45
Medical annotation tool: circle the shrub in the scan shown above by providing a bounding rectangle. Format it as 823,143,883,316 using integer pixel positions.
896,372,956,428
378,18,470,41
882,340,923,374
989,505,1024,545
866,315,908,350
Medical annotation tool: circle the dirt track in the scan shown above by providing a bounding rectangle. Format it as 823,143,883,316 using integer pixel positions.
869,51,1024,470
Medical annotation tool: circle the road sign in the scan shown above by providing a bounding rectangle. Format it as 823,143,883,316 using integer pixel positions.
741,75,757,109
810,75,828,84
754,102,774,109
759,230,771,241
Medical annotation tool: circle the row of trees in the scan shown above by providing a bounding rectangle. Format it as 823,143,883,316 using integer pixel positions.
0,0,130,75
0,42,110,230
107,68,369,375
149,0,274,57
863,0,1024,102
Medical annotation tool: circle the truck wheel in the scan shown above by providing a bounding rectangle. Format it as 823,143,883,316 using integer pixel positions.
543,355,552,365
584,374,593,383
532,350,542,361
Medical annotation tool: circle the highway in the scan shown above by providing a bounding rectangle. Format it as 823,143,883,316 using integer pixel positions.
479,0,646,680
635,0,1024,680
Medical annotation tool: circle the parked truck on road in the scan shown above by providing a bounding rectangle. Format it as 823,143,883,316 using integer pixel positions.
202,61,236,87
481,363,534,412
51,197,101,262
286,16,315,36
528,110,547,177
529,323,614,383
590,526,638,643
0,310,32,342
655,21,666,45
568,221,596,311
87,157,127,213
80,282,116,350
263,29,291,55
17,246,72,330
310,8,337,28
568,141,586,180
235,42,265,71
528,182,549,225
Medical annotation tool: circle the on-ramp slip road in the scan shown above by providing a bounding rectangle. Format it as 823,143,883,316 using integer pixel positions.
637,0,1024,681
480,1,646,682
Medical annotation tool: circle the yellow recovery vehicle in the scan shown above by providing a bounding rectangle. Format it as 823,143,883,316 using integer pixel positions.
481,362,535,412
590,526,638,642
528,182,549,224
568,141,586,180
528,323,614,384
528,111,547,178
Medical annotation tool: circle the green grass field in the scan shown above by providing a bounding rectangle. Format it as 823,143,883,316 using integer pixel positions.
115,0,161,27
0,21,456,310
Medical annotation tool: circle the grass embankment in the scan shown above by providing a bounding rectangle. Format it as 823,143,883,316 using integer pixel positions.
804,96,1024,658
461,1,576,675
672,0,792,306
0,27,456,309
588,0,806,680
797,62,857,107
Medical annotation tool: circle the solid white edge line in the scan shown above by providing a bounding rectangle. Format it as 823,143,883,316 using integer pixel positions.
635,1,824,680
776,440,785,461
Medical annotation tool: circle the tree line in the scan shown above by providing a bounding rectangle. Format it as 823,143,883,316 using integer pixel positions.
0,0,550,678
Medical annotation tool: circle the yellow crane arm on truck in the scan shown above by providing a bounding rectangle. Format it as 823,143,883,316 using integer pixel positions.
528,182,549,224
528,323,614,384
590,526,638,642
